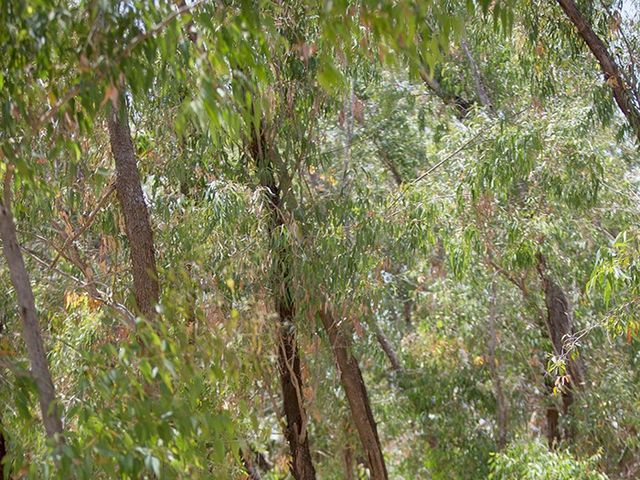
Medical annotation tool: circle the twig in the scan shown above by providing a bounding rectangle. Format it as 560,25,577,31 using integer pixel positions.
50,181,116,269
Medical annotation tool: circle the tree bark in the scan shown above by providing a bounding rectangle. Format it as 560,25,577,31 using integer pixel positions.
319,307,389,480
107,101,160,319
343,437,355,480
460,39,494,111
536,254,585,391
250,126,316,480
536,254,585,443
556,0,640,141
0,172,63,439
0,313,7,478
0,421,5,479
487,281,508,449
375,330,402,374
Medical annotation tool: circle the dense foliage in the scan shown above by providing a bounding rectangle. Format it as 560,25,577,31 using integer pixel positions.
1,0,640,479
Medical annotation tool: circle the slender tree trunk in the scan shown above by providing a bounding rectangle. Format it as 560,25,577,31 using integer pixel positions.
556,0,640,141
0,314,7,478
107,101,160,318
460,39,494,111
319,307,389,480
275,289,316,480
487,281,508,449
0,422,5,478
536,254,585,391
251,127,316,480
545,402,561,449
343,439,355,480
0,172,63,439
375,329,402,374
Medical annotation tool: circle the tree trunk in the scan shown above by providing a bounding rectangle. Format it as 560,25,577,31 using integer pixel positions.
545,402,561,449
0,416,6,478
375,329,402,374
276,294,316,480
556,0,640,142
487,281,508,449
343,439,355,480
536,254,585,391
251,127,317,480
460,39,494,111
319,307,389,480
107,101,160,319
536,254,585,443
0,173,63,439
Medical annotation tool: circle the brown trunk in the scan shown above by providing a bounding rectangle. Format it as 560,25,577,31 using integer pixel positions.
546,403,561,449
344,440,355,480
556,0,640,141
0,172,63,439
107,101,160,318
276,296,315,480
536,254,585,443
319,307,389,480
251,126,316,480
536,254,585,390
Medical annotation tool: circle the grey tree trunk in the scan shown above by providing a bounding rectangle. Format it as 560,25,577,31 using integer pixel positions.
460,39,494,111
107,101,160,319
0,173,63,439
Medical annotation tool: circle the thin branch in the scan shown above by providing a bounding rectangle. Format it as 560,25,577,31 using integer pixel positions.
50,180,116,269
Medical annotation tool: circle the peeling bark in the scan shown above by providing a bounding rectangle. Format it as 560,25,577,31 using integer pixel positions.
107,101,160,319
